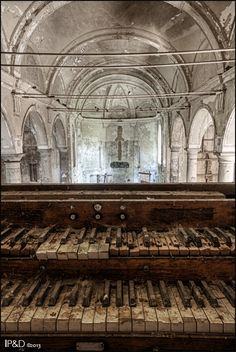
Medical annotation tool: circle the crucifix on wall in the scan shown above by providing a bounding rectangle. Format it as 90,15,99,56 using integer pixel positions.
115,126,124,161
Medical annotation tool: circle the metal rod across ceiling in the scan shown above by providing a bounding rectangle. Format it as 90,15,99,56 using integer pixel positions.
1,48,235,56
1,59,234,69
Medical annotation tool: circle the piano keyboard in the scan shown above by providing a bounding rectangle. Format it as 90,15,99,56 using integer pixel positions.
1,224,235,259
1,276,235,334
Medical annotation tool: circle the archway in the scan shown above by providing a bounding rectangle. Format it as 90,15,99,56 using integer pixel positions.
52,117,68,183
188,107,216,182
170,116,187,182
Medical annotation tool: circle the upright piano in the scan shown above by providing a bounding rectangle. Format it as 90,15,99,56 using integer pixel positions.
1,183,235,352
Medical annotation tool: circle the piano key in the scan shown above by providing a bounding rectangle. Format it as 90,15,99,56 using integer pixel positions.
153,283,171,331
211,282,235,319
116,280,123,307
77,238,90,260
105,227,112,244
87,241,99,259
5,284,30,332
88,228,97,244
167,284,184,332
210,284,235,333
208,229,231,255
149,233,158,256
116,228,122,248
119,233,129,256
231,280,235,289
102,280,110,307
48,280,63,306
137,232,149,256
36,281,51,306
203,227,220,247
110,231,119,256
60,227,71,244
142,227,150,247
188,228,203,248
82,281,93,307
202,294,223,333
36,233,56,260
68,282,80,307
81,282,97,332
171,285,196,333
31,285,52,332
93,282,107,332
214,227,232,247
1,227,15,244
128,280,136,307
76,227,87,244
129,232,139,256
68,281,85,332
106,284,119,332
159,280,171,307
146,280,157,307
177,280,191,308
38,225,56,243
166,233,179,256
48,232,66,260
131,283,145,332
1,282,26,332
200,281,219,307
2,281,22,306
139,283,157,332
127,231,134,249
157,234,170,256
57,293,72,332
189,281,204,308
44,289,66,332
1,280,12,298
119,283,131,332
217,280,235,307
189,291,210,333
66,234,79,259
18,281,49,332
98,233,109,259
22,277,43,306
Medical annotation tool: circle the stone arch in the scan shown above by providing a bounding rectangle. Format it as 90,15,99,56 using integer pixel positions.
22,107,48,148
222,107,235,153
52,116,67,148
51,116,68,183
188,107,215,149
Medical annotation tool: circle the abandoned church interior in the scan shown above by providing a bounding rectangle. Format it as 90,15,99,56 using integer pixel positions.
1,1,235,184
1,1,235,352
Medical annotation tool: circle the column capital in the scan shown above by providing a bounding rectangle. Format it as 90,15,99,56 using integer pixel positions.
171,145,181,153
218,152,235,163
1,153,25,162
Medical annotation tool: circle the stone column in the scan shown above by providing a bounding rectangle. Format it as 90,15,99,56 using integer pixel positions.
38,148,52,183
218,152,235,182
170,146,180,183
2,153,24,183
187,148,199,182
59,147,69,183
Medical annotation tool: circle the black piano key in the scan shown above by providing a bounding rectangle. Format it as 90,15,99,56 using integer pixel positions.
2,282,22,306
146,280,157,307
142,227,150,247
60,227,71,244
128,280,136,307
203,227,220,247
116,228,122,248
102,280,110,307
214,227,232,247
189,281,204,308
159,280,171,307
231,280,235,289
69,283,79,306
77,227,86,244
22,277,43,306
105,228,112,244
38,225,56,243
177,280,191,308
127,232,134,249
200,280,219,307
116,280,123,307
9,228,26,246
48,280,63,306
88,228,96,244
1,227,13,241
187,228,202,247
82,282,93,307
178,228,191,247
36,281,51,306
217,280,235,307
